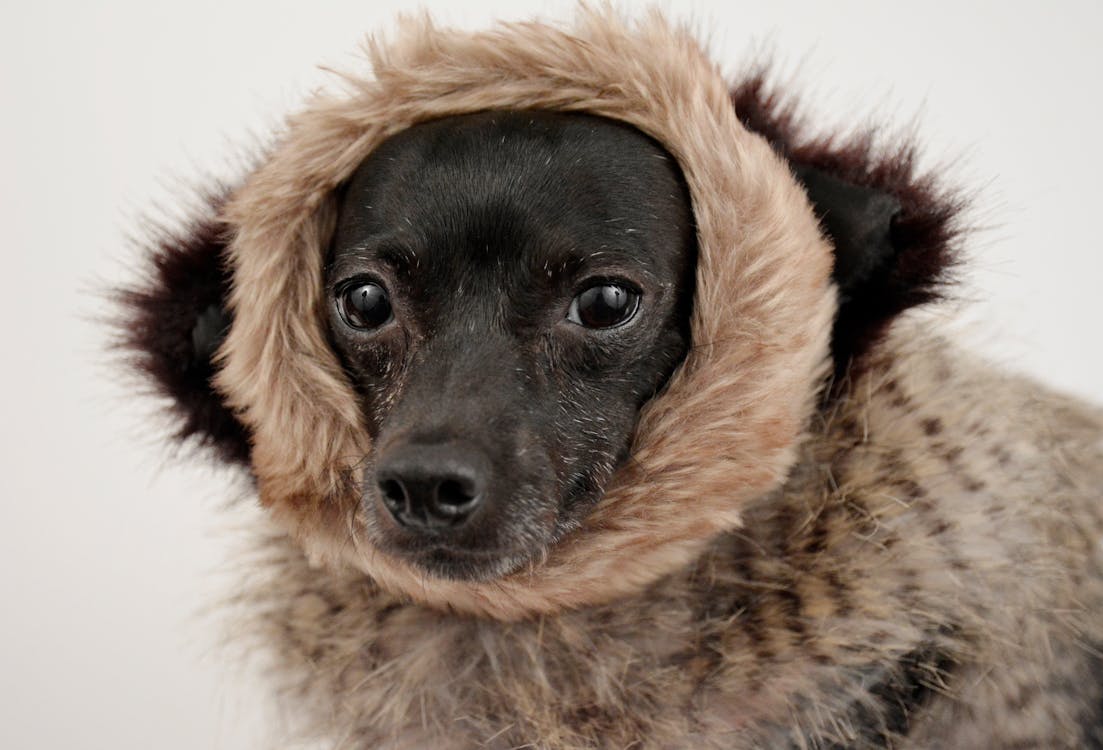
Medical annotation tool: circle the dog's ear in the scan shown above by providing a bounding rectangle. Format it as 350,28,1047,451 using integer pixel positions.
116,187,252,467
731,75,964,378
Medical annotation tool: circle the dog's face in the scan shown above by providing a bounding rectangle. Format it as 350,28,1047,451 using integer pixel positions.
325,111,696,581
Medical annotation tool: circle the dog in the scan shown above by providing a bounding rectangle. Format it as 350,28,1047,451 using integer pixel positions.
118,12,1103,747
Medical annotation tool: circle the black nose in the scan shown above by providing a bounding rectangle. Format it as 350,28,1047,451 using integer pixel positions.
375,442,487,530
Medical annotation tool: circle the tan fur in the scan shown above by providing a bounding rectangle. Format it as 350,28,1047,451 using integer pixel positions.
206,8,1103,748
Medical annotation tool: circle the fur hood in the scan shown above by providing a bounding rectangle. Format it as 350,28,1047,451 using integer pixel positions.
124,8,956,620
220,9,835,620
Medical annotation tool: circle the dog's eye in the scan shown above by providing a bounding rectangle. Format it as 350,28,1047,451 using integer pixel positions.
568,283,640,329
338,281,393,330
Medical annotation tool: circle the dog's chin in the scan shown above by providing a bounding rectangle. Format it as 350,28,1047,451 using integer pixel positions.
401,544,537,582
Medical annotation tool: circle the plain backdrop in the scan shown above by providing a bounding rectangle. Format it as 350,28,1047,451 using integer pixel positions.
1,1,1100,748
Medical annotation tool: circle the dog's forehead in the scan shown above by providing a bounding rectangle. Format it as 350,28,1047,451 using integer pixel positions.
330,110,692,279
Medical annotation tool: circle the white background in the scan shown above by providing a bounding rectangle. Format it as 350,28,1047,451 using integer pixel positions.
1,1,1100,748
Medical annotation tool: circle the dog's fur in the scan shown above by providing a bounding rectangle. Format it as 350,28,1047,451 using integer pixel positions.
117,9,1103,748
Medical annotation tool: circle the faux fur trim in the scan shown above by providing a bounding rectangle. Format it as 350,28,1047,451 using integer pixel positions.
214,8,836,619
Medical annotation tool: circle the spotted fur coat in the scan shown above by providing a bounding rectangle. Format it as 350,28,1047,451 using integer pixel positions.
119,8,1103,749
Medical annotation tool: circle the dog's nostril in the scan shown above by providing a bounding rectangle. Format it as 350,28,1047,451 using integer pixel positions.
436,478,477,512
379,478,407,513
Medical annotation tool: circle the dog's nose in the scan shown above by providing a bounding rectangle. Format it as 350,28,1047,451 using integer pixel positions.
375,442,487,530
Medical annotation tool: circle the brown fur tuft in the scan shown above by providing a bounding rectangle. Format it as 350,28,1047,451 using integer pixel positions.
731,72,968,377
113,186,251,467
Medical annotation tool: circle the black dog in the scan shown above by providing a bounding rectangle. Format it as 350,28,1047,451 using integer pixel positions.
324,111,697,581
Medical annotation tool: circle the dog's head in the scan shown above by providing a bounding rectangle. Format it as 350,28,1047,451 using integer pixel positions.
325,111,696,580
119,11,960,618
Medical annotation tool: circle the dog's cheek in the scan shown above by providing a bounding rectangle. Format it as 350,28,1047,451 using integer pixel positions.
641,324,692,399
549,319,691,516
548,375,636,513
334,331,411,440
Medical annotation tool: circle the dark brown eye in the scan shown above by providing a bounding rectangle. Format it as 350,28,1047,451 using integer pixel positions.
568,283,640,329
338,281,393,330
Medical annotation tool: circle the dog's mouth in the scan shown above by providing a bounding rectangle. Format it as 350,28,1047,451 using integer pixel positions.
365,482,593,582
375,505,565,580
373,495,596,582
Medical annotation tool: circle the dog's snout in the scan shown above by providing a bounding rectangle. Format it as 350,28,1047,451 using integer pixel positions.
376,443,487,530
